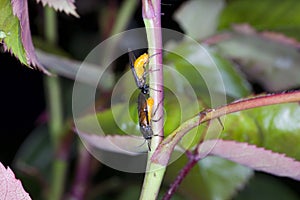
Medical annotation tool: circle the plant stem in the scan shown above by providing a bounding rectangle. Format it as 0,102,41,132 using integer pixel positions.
152,91,300,166
143,1,164,150
162,120,213,199
140,0,165,200
45,75,63,147
152,91,300,199
68,144,92,200
44,7,67,200
98,0,138,74
162,151,198,200
110,0,138,36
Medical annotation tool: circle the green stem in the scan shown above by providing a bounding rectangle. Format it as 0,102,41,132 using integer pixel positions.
45,7,57,45
98,0,137,69
45,75,63,146
44,7,67,200
140,0,165,200
110,0,138,35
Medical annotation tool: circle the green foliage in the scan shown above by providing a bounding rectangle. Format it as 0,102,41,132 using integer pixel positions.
215,32,300,91
165,155,253,200
13,125,53,199
0,0,27,65
235,173,300,200
173,0,224,40
217,103,300,161
247,103,300,160
6,0,300,199
219,0,300,39
164,41,251,106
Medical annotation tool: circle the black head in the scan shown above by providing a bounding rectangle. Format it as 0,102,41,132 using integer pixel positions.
140,84,150,94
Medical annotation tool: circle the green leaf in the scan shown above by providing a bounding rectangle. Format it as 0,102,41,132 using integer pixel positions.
219,0,300,40
76,103,136,136
219,0,300,41
234,173,300,200
174,0,224,40
215,31,300,91
0,0,27,65
164,41,252,106
221,103,300,160
76,93,203,141
13,125,53,199
165,155,253,200
116,185,142,200
77,41,253,151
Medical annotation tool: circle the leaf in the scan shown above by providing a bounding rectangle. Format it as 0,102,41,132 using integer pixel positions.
0,1,26,65
77,132,149,173
235,173,300,200
77,132,148,155
0,162,31,200
36,49,114,88
199,140,300,180
173,0,224,40
36,0,79,17
165,155,253,200
0,0,48,73
219,0,300,40
221,103,300,161
215,26,300,91
13,125,53,199
164,41,252,105
13,125,53,177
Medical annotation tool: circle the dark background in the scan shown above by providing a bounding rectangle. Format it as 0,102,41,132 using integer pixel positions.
0,53,44,166
0,0,184,167
1,0,300,199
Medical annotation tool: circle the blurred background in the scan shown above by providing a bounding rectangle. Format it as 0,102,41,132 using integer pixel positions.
1,0,300,199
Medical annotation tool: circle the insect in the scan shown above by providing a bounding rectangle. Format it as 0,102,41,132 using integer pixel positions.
138,92,154,151
129,50,162,151
129,51,150,94
129,51,160,94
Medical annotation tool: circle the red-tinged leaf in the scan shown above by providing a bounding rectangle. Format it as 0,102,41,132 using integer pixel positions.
199,140,300,180
232,24,300,49
165,155,253,200
5,0,49,74
215,27,300,91
36,0,79,17
36,49,114,88
78,131,148,155
0,162,31,200
77,131,149,172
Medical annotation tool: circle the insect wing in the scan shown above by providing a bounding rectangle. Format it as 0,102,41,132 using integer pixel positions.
138,93,153,139
129,51,144,89
138,92,149,127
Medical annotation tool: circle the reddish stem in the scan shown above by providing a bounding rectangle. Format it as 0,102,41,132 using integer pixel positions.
67,148,92,200
153,91,300,166
162,150,199,200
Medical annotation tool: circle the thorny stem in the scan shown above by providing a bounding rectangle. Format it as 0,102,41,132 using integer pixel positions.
160,91,300,199
152,91,300,166
162,150,198,200
162,121,212,199
137,1,300,199
140,0,164,200
141,90,300,199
